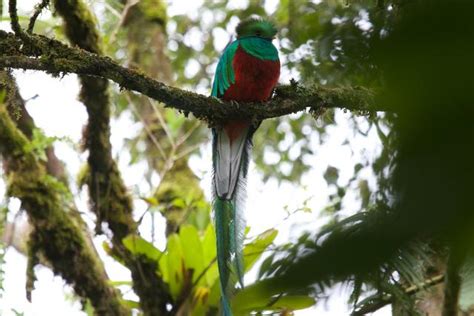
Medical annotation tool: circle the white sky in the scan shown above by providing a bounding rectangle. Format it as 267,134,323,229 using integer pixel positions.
0,0,390,315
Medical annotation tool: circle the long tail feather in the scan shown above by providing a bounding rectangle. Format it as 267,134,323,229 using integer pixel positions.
214,197,236,316
212,127,252,315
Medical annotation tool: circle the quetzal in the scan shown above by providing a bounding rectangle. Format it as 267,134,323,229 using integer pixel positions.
211,18,280,315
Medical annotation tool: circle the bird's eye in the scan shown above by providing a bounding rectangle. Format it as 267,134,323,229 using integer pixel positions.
255,30,262,36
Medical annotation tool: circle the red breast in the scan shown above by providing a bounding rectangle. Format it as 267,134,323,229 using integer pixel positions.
223,47,280,102
222,46,280,142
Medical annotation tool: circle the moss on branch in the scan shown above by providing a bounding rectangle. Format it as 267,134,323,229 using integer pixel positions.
0,30,381,126
0,105,129,315
52,0,134,242
53,0,172,313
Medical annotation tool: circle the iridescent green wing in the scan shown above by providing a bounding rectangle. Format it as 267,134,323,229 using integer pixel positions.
211,40,239,98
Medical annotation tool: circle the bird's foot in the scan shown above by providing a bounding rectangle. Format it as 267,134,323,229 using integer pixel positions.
229,100,240,108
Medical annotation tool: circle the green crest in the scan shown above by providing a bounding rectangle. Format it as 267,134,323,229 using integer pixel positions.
236,18,277,39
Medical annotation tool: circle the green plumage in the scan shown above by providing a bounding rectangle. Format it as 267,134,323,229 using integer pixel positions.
211,37,279,98
239,37,279,61
214,198,237,316
211,18,279,316
212,40,239,97
212,131,249,316
236,18,277,39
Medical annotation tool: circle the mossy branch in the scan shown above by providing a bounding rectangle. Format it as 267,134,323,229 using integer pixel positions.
0,30,381,126
28,0,50,34
8,0,22,35
0,69,129,314
0,104,130,315
352,274,445,315
52,0,172,313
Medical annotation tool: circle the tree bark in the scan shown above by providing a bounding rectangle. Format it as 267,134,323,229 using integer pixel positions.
0,69,128,314
121,0,208,240
52,0,172,313
0,29,380,124
0,103,129,315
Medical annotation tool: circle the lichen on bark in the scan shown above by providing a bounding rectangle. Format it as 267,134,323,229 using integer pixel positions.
52,0,172,313
0,104,129,315
0,27,380,126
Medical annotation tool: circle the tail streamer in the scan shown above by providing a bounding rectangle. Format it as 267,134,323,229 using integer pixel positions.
212,127,251,316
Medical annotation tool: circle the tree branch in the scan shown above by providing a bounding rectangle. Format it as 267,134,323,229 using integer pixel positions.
0,30,381,125
52,0,172,313
0,69,129,314
28,0,50,34
0,103,130,315
352,274,445,315
8,0,22,35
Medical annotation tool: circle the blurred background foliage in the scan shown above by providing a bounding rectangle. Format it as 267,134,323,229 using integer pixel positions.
2,0,474,315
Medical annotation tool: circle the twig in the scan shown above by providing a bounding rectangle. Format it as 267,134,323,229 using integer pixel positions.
173,143,202,161
148,99,175,147
352,274,445,315
158,145,176,178
27,0,50,33
191,257,218,288
108,0,138,44
175,120,202,147
8,0,22,35
127,94,167,160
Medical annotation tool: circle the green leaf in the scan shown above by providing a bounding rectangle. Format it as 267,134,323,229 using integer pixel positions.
179,225,205,284
172,197,187,209
165,108,186,138
24,129,72,163
84,300,94,316
108,280,132,287
232,278,282,310
186,206,211,232
244,229,278,272
122,299,140,309
158,252,169,282
122,235,162,262
102,241,125,265
166,234,185,298
202,224,218,286
323,166,339,186
207,277,222,307
354,163,364,174
140,196,159,206
233,292,315,314
0,89,6,103
257,254,274,278
262,295,315,311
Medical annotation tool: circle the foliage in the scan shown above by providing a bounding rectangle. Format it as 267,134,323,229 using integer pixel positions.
1,0,474,315
119,225,312,314
232,1,474,315
23,128,70,163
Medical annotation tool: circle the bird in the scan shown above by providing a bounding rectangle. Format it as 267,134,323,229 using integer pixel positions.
210,18,280,315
